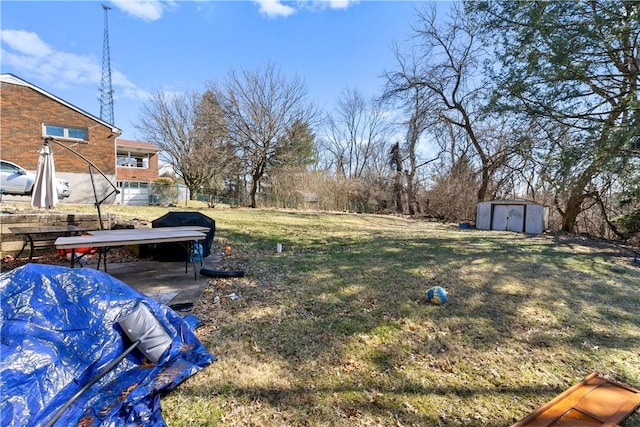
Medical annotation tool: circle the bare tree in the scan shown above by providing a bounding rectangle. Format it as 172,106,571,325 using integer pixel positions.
136,91,222,199
321,88,392,179
383,3,514,204
196,90,238,197
207,63,318,208
264,120,319,208
426,153,479,221
382,69,443,214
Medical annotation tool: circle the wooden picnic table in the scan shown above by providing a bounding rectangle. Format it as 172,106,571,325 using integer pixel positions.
55,227,208,279
10,225,96,262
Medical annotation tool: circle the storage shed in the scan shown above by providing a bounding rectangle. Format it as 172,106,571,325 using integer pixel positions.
476,200,548,234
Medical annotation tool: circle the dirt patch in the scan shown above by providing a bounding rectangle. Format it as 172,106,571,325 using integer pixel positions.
1,247,143,273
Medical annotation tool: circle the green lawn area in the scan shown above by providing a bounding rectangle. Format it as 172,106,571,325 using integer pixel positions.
61,204,640,426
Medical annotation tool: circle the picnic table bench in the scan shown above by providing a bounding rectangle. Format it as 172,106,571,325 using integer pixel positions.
55,227,209,279
10,225,96,262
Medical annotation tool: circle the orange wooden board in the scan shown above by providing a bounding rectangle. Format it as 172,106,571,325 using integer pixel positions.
512,372,640,427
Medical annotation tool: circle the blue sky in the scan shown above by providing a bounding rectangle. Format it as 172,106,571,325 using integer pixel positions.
1,1,438,140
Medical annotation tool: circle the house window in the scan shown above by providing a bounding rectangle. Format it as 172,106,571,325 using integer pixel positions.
117,152,150,169
43,124,88,141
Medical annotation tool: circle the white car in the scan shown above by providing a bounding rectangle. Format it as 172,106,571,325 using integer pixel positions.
0,160,70,198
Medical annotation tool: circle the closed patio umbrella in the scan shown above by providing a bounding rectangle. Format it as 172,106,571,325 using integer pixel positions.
31,143,58,209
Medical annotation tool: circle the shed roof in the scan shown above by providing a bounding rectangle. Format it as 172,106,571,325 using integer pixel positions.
478,199,544,206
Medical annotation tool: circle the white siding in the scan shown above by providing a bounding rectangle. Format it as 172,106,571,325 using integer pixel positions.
476,202,492,230
524,204,546,234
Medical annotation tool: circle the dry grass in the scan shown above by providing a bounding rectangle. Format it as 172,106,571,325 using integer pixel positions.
54,204,640,426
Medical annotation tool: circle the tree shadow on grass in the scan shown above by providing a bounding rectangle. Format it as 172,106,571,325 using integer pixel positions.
175,379,625,426
198,223,640,425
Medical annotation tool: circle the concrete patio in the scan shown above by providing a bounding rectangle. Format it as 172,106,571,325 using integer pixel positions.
99,253,223,312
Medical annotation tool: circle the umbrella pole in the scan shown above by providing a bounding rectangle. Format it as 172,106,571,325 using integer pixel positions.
45,138,120,230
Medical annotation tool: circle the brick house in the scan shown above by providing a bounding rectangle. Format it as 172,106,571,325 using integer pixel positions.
115,139,162,205
0,73,122,204
116,139,160,181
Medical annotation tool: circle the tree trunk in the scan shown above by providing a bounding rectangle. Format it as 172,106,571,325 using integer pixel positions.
394,171,403,212
477,168,490,203
561,194,585,233
189,186,198,200
249,178,258,208
405,170,418,215
390,142,404,213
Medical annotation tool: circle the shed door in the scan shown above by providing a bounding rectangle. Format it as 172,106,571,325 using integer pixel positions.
492,205,524,232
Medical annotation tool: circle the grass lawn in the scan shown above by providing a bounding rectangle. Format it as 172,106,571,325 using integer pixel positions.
59,204,640,426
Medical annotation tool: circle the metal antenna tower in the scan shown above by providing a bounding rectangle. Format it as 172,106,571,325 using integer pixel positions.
99,4,114,125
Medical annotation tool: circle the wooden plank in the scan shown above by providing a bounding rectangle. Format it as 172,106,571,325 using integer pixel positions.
512,372,640,427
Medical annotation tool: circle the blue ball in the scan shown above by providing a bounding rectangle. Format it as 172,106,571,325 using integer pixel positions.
426,286,448,305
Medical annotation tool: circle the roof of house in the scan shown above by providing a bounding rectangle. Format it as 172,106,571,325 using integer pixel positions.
116,139,160,153
0,73,122,134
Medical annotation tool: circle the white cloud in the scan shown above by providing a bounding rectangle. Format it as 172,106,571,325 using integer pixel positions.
308,0,357,10
110,0,175,21
113,70,152,101
251,0,357,18
0,30,100,90
0,29,146,100
300,0,358,11
253,0,296,18
0,30,53,57
325,0,356,9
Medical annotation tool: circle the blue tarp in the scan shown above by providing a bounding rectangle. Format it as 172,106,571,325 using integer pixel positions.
0,264,215,426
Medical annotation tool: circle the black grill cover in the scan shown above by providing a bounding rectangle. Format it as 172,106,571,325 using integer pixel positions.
151,212,215,261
